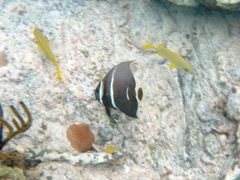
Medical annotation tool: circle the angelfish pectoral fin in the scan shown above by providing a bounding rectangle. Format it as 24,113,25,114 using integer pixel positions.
105,106,112,119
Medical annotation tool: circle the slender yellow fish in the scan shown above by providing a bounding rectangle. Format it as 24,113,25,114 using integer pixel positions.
144,42,194,74
33,27,62,80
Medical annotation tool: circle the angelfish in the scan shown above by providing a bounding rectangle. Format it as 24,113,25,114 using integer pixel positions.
95,61,141,118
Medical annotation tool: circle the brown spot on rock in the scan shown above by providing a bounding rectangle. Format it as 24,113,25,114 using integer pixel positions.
66,123,95,153
0,52,8,67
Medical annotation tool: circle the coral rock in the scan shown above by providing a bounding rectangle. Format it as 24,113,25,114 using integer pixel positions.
66,123,95,153
226,92,240,121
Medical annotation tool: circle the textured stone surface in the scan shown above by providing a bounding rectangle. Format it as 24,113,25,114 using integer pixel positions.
169,0,199,7
0,0,240,179
226,91,240,121
166,0,240,10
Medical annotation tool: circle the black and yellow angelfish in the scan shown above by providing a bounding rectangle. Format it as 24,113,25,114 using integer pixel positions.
95,61,142,118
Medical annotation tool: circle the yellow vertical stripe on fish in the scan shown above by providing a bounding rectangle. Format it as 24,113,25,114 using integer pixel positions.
144,42,194,74
33,28,62,80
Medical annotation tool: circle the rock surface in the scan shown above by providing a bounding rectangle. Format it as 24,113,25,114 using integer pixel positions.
167,0,240,10
226,91,240,121
0,0,240,179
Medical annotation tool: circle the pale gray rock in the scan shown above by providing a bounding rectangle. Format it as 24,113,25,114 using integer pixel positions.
97,126,114,142
166,0,240,10
204,134,221,156
169,0,199,7
203,0,240,10
226,91,240,121
39,151,124,165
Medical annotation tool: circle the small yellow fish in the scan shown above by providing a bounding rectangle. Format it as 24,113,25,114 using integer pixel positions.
144,42,194,74
104,145,120,165
104,145,118,154
33,28,62,80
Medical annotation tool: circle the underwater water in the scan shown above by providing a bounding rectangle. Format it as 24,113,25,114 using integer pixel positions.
0,0,240,179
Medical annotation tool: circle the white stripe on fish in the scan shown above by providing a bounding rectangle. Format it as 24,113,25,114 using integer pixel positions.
110,66,118,109
98,81,103,104
126,86,129,100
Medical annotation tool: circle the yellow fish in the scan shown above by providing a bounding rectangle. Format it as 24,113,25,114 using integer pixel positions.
104,145,120,165
144,42,194,74
104,145,118,154
33,28,62,80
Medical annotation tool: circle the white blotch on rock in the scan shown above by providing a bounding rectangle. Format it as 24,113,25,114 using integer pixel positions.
167,0,240,10
169,0,199,7
226,91,240,121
